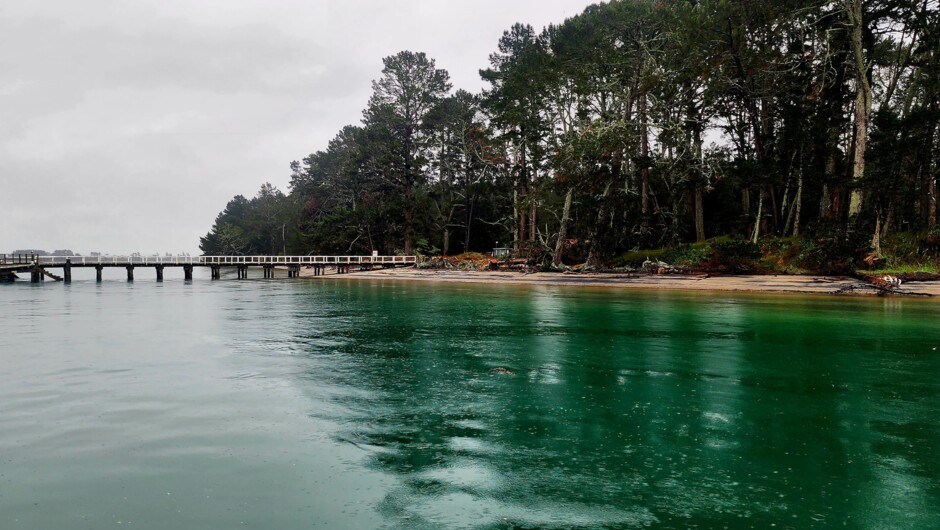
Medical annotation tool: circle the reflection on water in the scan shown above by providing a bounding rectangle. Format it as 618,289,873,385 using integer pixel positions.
1,278,939,528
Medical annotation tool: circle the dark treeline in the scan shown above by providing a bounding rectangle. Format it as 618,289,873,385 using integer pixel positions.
201,0,939,268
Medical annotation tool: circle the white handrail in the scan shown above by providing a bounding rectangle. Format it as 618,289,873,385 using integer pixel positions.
22,255,418,266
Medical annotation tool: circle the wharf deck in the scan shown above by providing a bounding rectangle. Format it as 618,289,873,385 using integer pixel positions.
0,255,417,283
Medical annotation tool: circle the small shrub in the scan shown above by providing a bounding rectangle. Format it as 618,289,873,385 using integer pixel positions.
414,238,441,257
612,248,667,268
922,229,940,257
759,237,804,273
707,239,762,272
795,227,867,274
515,240,551,265
663,243,709,267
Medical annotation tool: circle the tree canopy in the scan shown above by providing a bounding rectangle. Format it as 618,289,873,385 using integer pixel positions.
202,0,940,270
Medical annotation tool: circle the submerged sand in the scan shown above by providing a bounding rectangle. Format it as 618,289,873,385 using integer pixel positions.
296,266,940,298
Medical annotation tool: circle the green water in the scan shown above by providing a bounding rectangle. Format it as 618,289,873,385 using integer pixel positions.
1,275,939,528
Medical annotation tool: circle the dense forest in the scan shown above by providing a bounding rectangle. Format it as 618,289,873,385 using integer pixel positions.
201,0,939,273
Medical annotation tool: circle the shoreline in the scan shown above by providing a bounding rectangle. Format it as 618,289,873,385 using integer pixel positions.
298,267,940,298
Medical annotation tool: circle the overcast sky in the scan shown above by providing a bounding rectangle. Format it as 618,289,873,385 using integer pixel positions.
1,0,595,255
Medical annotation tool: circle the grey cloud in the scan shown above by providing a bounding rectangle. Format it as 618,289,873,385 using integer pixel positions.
1,0,594,254
1,17,328,94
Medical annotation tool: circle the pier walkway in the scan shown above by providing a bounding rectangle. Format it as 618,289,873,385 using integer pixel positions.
0,254,417,282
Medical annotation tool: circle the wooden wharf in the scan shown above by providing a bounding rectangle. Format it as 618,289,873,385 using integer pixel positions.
0,254,417,283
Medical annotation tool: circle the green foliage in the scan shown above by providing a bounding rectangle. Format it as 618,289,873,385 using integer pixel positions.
200,184,295,256
793,227,868,275
612,249,666,268
665,243,711,267
613,241,711,269
707,239,763,272
413,238,440,257
201,1,939,267
866,263,940,275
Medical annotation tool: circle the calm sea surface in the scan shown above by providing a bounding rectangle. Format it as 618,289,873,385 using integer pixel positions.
1,270,939,529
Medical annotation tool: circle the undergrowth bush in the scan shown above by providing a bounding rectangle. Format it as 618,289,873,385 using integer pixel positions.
706,239,762,272
794,226,868,274
611,228,940,275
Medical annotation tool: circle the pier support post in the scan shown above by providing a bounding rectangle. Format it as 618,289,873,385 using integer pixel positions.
64,259,72,283
155,265,164,282
126,266,134,281
183,265,193,281
31,267,40,283
211,266,220,280
96,266,103,282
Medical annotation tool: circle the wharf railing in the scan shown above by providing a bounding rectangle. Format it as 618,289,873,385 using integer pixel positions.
22,255,418,266
199,255,416,265
0,254,37,266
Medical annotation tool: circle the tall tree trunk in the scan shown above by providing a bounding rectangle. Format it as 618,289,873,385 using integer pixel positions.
928,98,938,230
792,165,803,237
553,188,574,268
587,183,613,268
639,89,650,230
513,187,520,251
769,185,781,234
404,189,414,255
694,185,705,243
846,0,872,218
752,190,764,244
692,117,705,242
464,196,474,253
519,141,529,246
820,125,840,220
404,127,415,255
882,199,894,240
819,184,831,220
529,172,537,242
930,175,938,231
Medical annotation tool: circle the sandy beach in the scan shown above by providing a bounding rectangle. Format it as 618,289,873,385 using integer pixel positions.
296,266,940,298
